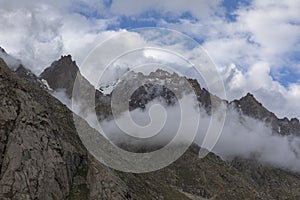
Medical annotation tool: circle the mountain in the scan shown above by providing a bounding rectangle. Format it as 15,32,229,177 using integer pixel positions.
232,93,300,136
2,55,300,199
40,55,111,120
39,56,221,119
0,47,51,91
40,55,82,98
112,69,220,113
41,56,300,138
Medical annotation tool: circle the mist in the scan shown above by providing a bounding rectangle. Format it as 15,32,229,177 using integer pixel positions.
0,50,21,70
213,107,300,172
100,95,201,149
51,89,300,173
99,94,300,173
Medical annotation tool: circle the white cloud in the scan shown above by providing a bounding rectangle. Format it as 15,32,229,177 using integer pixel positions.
0,0,114,74
160,0,300,70
79,90,300,172
220,63,300,119
157,0,300,119
213,106,300,172
235,0,300,64
109,0,224,19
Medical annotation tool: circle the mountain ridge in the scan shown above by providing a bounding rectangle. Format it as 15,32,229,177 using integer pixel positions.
38,55,300,136
3,50,299,137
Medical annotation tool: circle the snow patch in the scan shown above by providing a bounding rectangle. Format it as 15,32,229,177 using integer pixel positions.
41,79,53,91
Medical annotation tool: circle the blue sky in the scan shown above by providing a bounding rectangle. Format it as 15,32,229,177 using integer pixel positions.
222,0,251,21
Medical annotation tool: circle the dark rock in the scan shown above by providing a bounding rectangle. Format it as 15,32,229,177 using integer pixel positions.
0,58,87,199
231,93,300,136
40,55,79,98
0,47,6,53
15,65,50,90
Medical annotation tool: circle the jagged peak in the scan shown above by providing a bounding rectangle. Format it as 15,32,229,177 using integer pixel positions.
0,47,22,70
154,68,171,74
41,55,79,78
230,92,275,120
40,54,94,98
245,92,253,97
240,93,260,103
16,64,29,71
55,54,77,67
59,54,74,61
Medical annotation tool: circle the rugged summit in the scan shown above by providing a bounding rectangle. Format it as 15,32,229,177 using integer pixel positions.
0,47,5,53
40,56,218,119
232,93,300,136
40,55,82,98
40,55,111,119
40,56,300,137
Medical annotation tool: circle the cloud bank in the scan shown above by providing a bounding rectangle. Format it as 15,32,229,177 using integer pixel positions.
57,89,300,173
102,95,300,172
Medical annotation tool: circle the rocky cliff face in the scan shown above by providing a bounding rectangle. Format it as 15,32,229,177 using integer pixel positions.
0,58,88,199
40,55,82,98
0,57,134,200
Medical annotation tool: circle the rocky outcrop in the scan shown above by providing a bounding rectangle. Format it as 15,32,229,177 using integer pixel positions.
232,93,300,136
40,55,81,98
40,55,112,120
114,69,224,113
15,65,51,91
232,93,274,120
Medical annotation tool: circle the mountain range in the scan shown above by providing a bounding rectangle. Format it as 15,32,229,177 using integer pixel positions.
1,48,300,199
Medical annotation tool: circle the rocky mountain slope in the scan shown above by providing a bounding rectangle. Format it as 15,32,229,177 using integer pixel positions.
0,57,88,199
1,52,300,199
40,55,111,120
39,56,220,118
